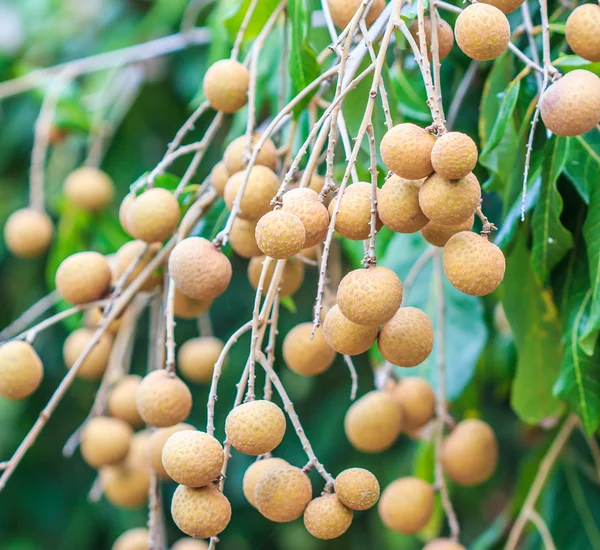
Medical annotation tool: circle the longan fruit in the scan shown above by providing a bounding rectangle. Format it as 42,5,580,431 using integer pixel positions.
455,4,510,61
566,4,600,62
421,215,475,247
4,208,53,258
223,134,278,174
112,528,149,550
248,256,305,298
177,336,224,384
169,237,232,301
171,484,232,538
322,305,379,356
283,323,336,376
424,540,467,550
56,251,112,305
101,462,150,508
0,341,43,400
172,539,209,550
391,378,435,431
540,69,600,136
229,218,262,258
300,244,319,261
84,307,122,334
328,0,385,29
136,369,192,427
173,289,212,319
479,0,525,13
282,188,330,247
381,124,436,180
114,240,162,292
337,266,403,327
225,400,286,455
108,375,144,428
149,423,195,479
419,172,481,226
378,477,434,533
328,182,380,240
203,58,249,114
80,416,133,468
210,161,229,198
63,167,114,211
378,176,428,234
63,328,113,380
255,465,312,522
304,494,353,539
409,17,455,60
442,419,498,485
243,458,289,508
119,193,135,235
127,188,180,243
127,430,152,468
162,430,224,487
224,166,279,221
378,307,434,367
443,231,505,296
431,132,478,180
334,467,380,511
344,391,403,452
255,210,306,259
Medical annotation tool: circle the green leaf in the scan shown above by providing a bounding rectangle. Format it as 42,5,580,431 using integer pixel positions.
554,54,600,77
564,132,600,205
280,295,297,314
581,180,600,354
223,0,280,43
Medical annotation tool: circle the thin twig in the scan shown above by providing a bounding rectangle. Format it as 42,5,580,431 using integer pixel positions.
364,124,378,266
520,1,543,93
230,0,261,61
528,509,557,550
343,355,359,400
0,290,60,342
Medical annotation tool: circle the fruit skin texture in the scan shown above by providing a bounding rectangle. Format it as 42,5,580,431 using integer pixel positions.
255,465,312,522
177,336,224,384
171,539,209,550
173,289,211,319
149,423,195,479
108,375,144,428
322,305,379,356
210,161,229,198
114,240,162,292
248,256,304,297
442,419,498,486
169,237,232,301
443,232,506,296
64,167,114,211
540,69,600,136
63,328,113,380
283,323,336,376
344,391,403,452
203,59,249,114
126,188,180,243
391,378,436,431
136,369,192,427
455,4,510,61
171,483,232,538
377,176,428,234
337,266,403,327
0,341,43,400
378,477,434,534
55,251,112,305
304,494,353,540
409,17,455,60
255,210,306,259
81,416,133,468
329,182,381,240
229,218,262,258
479,0,524,13
162,430,224,487
421,215,474,247
378,307,434,367
431,132,478,180
423,540,467,550
4,208,53,258
224,167,279,222
334,467,380,511
225,400,286,455
282,188,330,247
112,528,149,550
243,457,288,507
328,0,385,29
224,134,277,174
566,4,600,61
381,124,436,180
419,172,481,225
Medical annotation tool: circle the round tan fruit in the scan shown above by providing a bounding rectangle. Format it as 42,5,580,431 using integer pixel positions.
421,215,474,247
283,323,336,376
540,69,600,136
431,132,478,180
224,134,277,174
4,208,53,258
56,251,112,305
126,188,180,243
391,378,435,431
84,307,122,334
149,423,195,479
0,341,43,400
172,539,209,550
443,231,506,296
419,172,481,225
119,193,135,235
455,4,510,61
112,528,149,550
243,457,288,507
322,305,379,356
101,463,150,508
378,477,434,533
114,240,162,292
409,17,455,60
304,494,353,540
229,218,262,258
174,289,212,319
225,400,286,455
255,465,312,522
378,176,428,233
210,161,229,198
136,369,192,427
169,237,232,301
81,416,133,468
255,210,306,259
378,307,434,367
566,4,600,62
381,124,436,180
224,166,279,221
424,540,467,550
282,188,329,247
63,328,113,380
442,419,498,486
248,256,305,297
334,468,380,510
337,267,403,327
344,391,403,452
479,0,524,13
171,484,232,538
328,182,380,240
328,0,385,29
108,375,144,428
64,167,114,211
203,59,249,114
178,336,224,384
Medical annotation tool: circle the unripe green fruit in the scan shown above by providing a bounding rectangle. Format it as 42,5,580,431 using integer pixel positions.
304,494,353,539
334,467,380,510
255,210,306,259
177,336,224,384
566,4,600,62
420,215,474,247
108,375,144,428
391,377,435,431
479,0,524,13
282,188,330,247
173,289,212,319
409,17,455,60
203,59,249,114
64,167,114,211
114,240,162,292
381,124,436,180
229,218,262,258
327,0,385,29
424,539,467,550
455,4,510,61
322,304,379,356
0,341,43,400
63,328,113,380
224,166,279,221
378,176,428,234
81,416,133,468
172,539,209,550
224,134,277,174
378,477,434,533
56,251,112,305
172,484,232,538
136,369,192,427
149,423,195,479
126,188,180,243
112,528,149,550
210,161,229,197
328,182,380,240
430,132,478,180
243,457,288,507
255,465,312,522
283,323,336,376
248,256,305,297
4,208,53,258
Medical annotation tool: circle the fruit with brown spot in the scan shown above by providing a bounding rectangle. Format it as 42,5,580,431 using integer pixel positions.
334,467,380,510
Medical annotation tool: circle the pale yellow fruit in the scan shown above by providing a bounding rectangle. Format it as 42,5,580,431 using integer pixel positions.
328,0,385,29
344,391,403,452
337,267,403,327
443,231,505,296
409,17,455,60
378,307,434,367
378,477,434,533
203,59,249,114
455,4,510,61
64,167,114,211
174,289,212,319
283,323,336,376
177,336,224,384
127,430,152,468
424,539,467,550
255,465,312,522
328,182,380,240
480,0,524,13
421,215,474,247
84,307,122,334
112,528,149,550
63,328,113,380
127,188,180,243
255,210,306,259
381,124,436,180
224,166,279,221
282,187,330,247
169,237,232,301
248,256,305,298
378,176,428,234
81,416,133,468
566,4,600,62
211,161,229,198
242,457,289,507
431,132,478,180
225,400,286,455
108,375,144,428
148,423,195,479
334,467,380,511
419,172,481,225
299,245,319,261
229,218,262,258
171,484,232,538
114,240,162,292
56,251,112,305
172,538,209,550
136,369,192,427
0,341,43,400
304,494,353,540
322,305,378,356
223,134,277,174
391,378,435,431
119,193,135,235
4,208,53,258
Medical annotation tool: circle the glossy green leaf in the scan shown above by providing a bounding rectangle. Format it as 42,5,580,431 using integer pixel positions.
564,132,600,205
223,0,280,43
581,180,600,354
